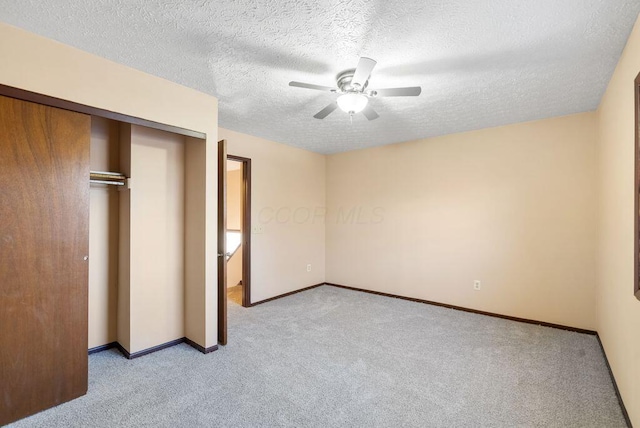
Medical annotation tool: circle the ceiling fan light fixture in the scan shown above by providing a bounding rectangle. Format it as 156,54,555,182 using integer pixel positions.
337,93,368,114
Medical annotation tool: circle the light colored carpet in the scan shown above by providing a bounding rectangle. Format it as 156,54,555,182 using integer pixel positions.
10,286,626,427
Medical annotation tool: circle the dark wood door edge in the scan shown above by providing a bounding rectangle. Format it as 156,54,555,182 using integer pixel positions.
596,336,633,428
250,283,325,306
324,282,597,335
227,154,252,307
0,83,206,140
89,338,218,359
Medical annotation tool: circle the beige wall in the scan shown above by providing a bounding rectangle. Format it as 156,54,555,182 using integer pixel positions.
326,112,598,330
596,16,640,425
88,117,120,348
220,128,326,303
0,23,219,349
127,125,185,353
184,137,208,344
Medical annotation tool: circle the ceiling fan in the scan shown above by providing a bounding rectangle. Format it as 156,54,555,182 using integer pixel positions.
289,57,421,121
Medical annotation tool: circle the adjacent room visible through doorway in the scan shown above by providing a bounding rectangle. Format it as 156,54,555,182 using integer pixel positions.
226,159,244,306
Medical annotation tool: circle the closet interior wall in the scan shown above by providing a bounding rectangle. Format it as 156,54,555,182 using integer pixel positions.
89,118,197,354
89,117,120,348
127,124,185,353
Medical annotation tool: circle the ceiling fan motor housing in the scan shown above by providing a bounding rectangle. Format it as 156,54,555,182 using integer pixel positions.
336,69,369,93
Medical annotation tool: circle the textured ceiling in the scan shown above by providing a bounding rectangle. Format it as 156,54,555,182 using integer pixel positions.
1,1,639,154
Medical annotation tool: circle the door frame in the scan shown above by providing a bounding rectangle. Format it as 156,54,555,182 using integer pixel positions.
218,146,252,346
227,154,252,308
217,140,228,345
635,71,640,301
0,84,205,139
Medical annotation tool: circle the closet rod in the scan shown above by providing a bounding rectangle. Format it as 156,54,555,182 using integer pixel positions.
90,170,127,186
90,179,125,186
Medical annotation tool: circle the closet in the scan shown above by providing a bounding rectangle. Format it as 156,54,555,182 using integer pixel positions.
88,119,188,354
1,94,208,426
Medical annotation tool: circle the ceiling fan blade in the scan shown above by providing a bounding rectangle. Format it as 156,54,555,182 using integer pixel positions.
289,81,337,92
372,87,422,97
362,105,379,121
313,102,338,119
352,57,377,88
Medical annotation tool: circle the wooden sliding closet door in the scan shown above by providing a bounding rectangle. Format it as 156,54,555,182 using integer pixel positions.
0,95,90,425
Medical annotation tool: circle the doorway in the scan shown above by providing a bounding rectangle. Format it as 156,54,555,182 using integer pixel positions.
217,139,251,345
225,158,245,306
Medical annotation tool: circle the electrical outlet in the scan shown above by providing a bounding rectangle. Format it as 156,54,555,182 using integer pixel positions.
474,280,481,290
252,225,264,234
306,264,312,272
